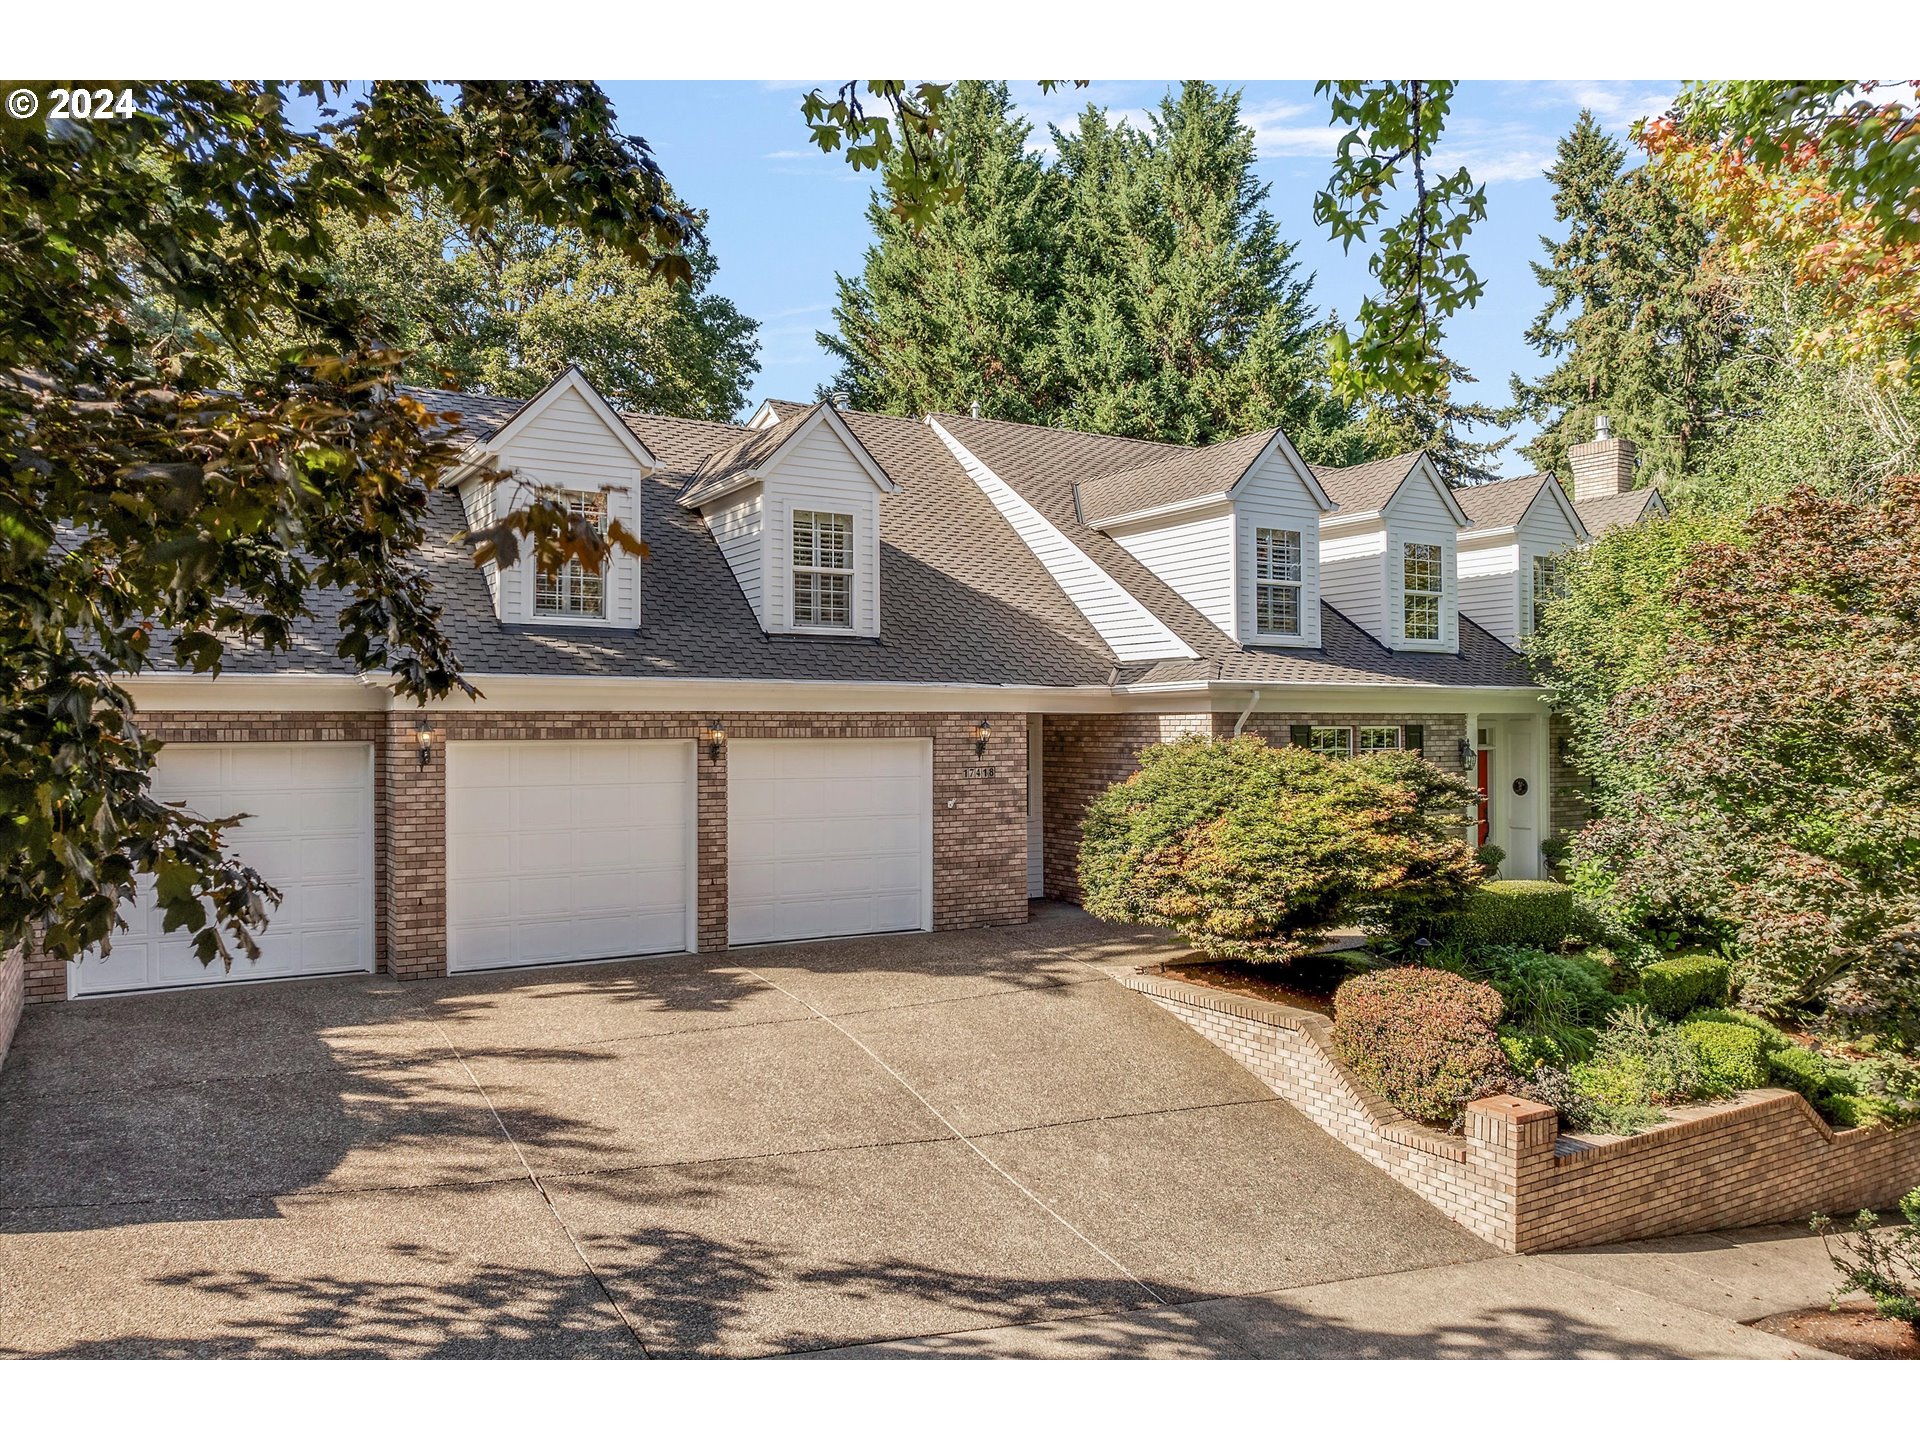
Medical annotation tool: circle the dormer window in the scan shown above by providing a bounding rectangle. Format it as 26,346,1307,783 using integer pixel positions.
1254,527,1303,638
792,509,854,629
534,490,608,619
1529,553,1564,634
1403,542,1443,642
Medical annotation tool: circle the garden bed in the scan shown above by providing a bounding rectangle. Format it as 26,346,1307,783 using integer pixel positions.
1748,1302,1920,1360
1160,952,1355,1018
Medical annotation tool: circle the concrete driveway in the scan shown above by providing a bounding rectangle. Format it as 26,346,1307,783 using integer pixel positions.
0,906,1830,1359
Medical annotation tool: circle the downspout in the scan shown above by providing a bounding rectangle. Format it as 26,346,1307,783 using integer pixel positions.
1231,689,1262,738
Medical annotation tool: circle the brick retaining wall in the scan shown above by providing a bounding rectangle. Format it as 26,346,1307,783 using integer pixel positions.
0,945,22,1072
1126,968,1920,1252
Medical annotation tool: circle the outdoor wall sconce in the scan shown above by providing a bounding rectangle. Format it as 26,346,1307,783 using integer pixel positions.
416,721,434,768
700,719,727,762
971,719,992,757
1458,737,1476,770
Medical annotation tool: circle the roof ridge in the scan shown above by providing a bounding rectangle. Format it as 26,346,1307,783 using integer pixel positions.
1089,424,1279,484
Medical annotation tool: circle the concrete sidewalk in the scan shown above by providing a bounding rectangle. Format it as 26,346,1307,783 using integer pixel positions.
801,1222,1850,1358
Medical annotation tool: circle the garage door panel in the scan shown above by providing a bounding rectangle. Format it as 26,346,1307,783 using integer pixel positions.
71,743,375,998
447,741,695,972
727,739,931,947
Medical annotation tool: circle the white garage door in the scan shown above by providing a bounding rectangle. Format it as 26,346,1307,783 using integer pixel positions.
728,739,932,946
446,741,695,972
71,743,376,997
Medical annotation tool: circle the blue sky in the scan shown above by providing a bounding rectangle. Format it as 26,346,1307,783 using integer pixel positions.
604,80,1676,475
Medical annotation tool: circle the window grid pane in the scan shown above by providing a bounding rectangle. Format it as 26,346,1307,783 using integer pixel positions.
1403,542,1442,641
1358,726,1403,752
1530,553,1562,633
534,490,609,619
1255,527,1303,636
792,509,855,629
1309,726,1353,758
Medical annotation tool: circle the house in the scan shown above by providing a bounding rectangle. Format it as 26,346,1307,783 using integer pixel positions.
1567,416,1669,534
25,370,1655,1006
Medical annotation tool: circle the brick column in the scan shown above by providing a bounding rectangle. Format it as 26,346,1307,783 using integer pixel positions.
1464,1095,1560,1253
384,712,448,981
697,733,727,953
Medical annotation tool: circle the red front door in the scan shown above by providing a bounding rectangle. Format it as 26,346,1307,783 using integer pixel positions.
1476,747,1491,847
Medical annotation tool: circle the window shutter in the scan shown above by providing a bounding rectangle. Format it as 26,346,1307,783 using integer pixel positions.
1289,724,1313,748
1404,724,1424,755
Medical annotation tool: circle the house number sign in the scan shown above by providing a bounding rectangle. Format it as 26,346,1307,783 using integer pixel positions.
1511,777,1529,796
962,765,999,779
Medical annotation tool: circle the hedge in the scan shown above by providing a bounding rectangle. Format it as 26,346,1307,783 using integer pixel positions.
1678,1019,1769,1091
1449,880,1574,951
1639,953,1732,1018
1330,967,1511,1126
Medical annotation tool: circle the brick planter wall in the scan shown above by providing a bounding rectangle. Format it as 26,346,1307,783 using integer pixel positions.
0,944,23,1071
33,708,1030,998
1126,969,1920,1252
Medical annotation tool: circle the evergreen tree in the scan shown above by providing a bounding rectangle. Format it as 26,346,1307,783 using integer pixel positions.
1364,353,1510,484
820,81,1063,420
1512,113,1749,484
1052,83,1352,448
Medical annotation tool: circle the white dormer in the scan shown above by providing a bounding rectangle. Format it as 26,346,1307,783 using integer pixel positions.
1456,473,1589,646
684,404,895,638
1082,429,1335,649
1315,452,1470,652
453,368,658,629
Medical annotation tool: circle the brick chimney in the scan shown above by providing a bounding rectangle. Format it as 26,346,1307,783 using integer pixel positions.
1567,415,1638,502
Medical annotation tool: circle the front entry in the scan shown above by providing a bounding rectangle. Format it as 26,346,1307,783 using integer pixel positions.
1479,718,1544,880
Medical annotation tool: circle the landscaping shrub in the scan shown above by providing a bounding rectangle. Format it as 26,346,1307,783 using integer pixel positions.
1330,968,1512,1126
1449,880,1575,951
1441,944,1612,1057
1639,952,1732,1018
1678,1019,1769,1091
1078,736,1479,963
1689,1007,1791,1052
1816,1188,1920,1330
1767,1044,1843,1103
1573,1004,1718,1108
1516,1063,1664,1137
1499,1026,1595,1073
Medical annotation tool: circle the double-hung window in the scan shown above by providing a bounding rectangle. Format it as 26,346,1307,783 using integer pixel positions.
1402,542,1443,642
1254,528,1303,637
1307,726,1353,758
792,510,854,629
533,490,607,619
1530,553,1563,634
1357,725,1403,753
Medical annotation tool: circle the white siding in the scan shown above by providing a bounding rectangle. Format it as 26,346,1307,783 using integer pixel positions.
703,484,765,626
1320,526,1388,642
1383,470,1459,652
1232,449,1324,647
1514,488,1585,641
491,386,647,628
1458,538,1521,646
1112,504,1236,639
930,421,1196,662
459,474,500,608
761,421,883,637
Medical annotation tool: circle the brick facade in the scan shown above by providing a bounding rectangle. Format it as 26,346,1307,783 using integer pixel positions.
1547,711,1589,842
33,708,1030,999
1041,709,1472,903
1127,969,1920,1252
0,944,22,1070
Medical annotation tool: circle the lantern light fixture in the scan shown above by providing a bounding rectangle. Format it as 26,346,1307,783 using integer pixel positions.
416,721,434,767
971,719,992,757
700,719,728,761
1458,737,1475,770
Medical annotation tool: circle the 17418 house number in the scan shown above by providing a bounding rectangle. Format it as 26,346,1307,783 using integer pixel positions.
962,764,998,779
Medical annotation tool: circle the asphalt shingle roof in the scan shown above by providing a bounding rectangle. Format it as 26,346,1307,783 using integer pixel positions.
678,405,821,507
1575,488,1664,535
1310,451,1425,515
934,414,1528,690
1456,472,1554,531
1075,428,1281,526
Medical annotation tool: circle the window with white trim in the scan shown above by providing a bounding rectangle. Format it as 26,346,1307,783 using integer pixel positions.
1308,726,1353,758
1402,542,1443,642
1254,527,1303,637
792,509,854,629
1530,553,1564,634
1358,725,1403,753
533,490,607,619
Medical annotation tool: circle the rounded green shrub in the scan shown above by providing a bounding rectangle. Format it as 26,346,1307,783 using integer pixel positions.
1678,1019,1769,1091
1077,735,1479,963
1330,967,1512,1126
1638,953,1732,1018
1688,1007,1791,1052
1450,880,1575,951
